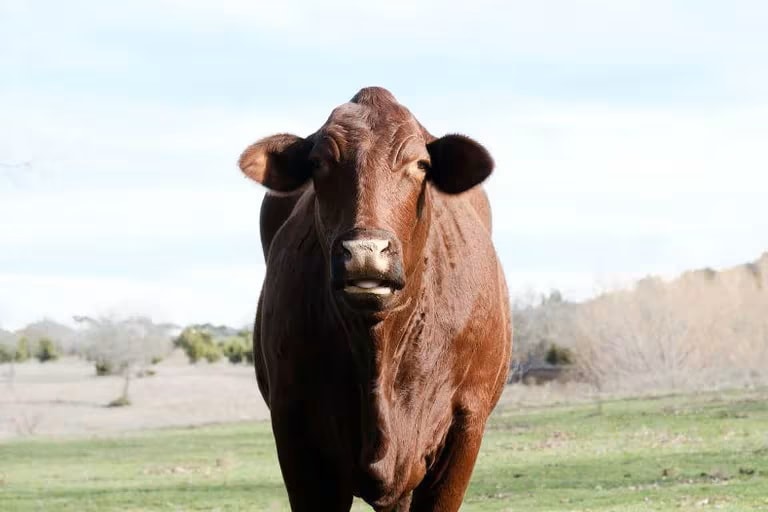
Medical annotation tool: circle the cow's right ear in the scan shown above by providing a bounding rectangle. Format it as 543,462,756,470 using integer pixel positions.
238,134,313,193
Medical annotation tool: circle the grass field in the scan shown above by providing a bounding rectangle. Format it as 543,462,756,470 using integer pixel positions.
2,388,767,511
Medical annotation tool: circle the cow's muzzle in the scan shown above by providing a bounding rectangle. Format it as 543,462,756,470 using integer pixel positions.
330,229,405,308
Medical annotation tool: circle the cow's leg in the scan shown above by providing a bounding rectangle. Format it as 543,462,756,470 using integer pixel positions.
409,420,485,512
271,409,353,512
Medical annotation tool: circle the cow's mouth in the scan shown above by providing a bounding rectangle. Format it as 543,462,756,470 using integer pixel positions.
343,279,394,296
337,276,405,312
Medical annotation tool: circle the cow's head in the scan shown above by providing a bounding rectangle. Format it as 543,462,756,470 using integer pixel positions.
239,87,493,312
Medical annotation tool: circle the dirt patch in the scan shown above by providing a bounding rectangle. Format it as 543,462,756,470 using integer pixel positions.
0,354,270,440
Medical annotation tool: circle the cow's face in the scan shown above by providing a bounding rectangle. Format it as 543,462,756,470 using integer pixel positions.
239,88,493,312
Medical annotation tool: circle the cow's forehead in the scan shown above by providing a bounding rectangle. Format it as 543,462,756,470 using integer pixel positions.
319,88,425,146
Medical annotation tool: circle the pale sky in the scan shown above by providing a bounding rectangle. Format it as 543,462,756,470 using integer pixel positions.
2,1,767,329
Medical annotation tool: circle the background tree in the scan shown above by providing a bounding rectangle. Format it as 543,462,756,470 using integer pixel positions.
15,337,30,362
15,319,77,356
34,338,59,363
1,329,16,388
76,316,174,406
510,289,574,382
174,327,222,364
218,333,254,365
0,329,15,363
570,256,768,391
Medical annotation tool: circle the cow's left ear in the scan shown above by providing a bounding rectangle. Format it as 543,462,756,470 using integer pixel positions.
238,133,313,193
426,134,494,194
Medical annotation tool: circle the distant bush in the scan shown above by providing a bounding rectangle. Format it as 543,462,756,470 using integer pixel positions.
545,344,573,366
0,329,19,363
221,336,254,364
243,343,254,364
203,346,222,363
15,337,30,362
175,328,222,364
35,338,59,363
238,330,254,364
511,289,573,369
94,360,118,376
219,337,245,364
15,319,78,356
107,396,131,407
0,343,12,363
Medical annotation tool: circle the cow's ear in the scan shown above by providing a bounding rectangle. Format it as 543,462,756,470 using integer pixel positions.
426,134,494,194
239,134,313,193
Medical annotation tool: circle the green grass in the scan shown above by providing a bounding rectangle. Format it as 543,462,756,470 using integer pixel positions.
2,389,768,511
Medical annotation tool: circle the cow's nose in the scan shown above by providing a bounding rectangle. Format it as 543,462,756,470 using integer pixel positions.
341,239,391,273
330,229,406,297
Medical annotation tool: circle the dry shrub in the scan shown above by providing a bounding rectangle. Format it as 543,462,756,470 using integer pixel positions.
571,258,768,392
511,290,572,365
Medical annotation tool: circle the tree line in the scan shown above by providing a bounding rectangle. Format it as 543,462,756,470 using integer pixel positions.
512,254,768,392
0,317,254,406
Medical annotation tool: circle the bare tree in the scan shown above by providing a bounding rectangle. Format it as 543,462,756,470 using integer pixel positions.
511,290,573,374
570,258,768,392
75,316,174,406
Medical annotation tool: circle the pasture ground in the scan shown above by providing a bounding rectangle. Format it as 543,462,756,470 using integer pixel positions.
2,387,767,511
0,357,270,440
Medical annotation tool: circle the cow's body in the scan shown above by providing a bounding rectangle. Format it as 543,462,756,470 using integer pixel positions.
243,87,511,511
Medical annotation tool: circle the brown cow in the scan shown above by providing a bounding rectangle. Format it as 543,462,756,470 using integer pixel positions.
239,87,511,511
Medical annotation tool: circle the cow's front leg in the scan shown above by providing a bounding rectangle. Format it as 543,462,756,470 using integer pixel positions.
409,419,486,512
271,407,353,512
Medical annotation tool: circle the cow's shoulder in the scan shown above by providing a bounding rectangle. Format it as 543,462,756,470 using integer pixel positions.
262,190,319,321
464,186,493,232
259,185,315,261
429,186,499,287
427,186,510,407
260,188,344,360
263,187,317,268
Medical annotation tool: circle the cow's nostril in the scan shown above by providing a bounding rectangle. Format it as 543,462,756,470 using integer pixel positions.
342,247,352,261
380,241,392,255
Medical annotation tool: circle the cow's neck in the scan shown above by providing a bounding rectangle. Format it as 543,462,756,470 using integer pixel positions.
333,188,449,476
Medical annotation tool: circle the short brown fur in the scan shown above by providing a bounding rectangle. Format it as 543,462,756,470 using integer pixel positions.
240,87,511,511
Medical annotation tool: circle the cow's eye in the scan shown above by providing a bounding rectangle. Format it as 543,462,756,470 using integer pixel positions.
416,160,430,172
309,158,327,176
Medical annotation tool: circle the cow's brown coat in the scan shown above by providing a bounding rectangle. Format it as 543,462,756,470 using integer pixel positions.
239,87,511,511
